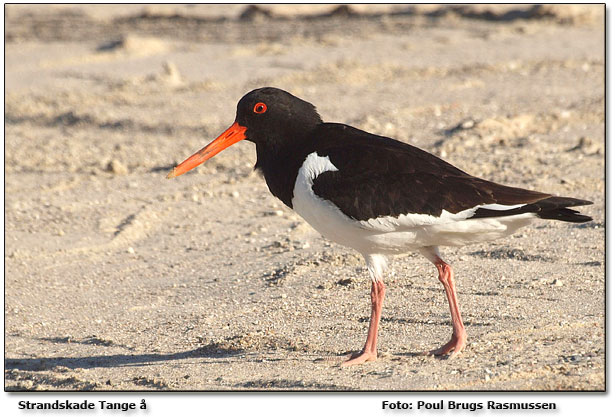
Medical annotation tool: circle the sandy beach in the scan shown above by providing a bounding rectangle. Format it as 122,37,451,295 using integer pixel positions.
4,4,605,391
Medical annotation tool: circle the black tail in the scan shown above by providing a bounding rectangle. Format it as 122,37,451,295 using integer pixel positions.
471,196,593,223
535,197,593,223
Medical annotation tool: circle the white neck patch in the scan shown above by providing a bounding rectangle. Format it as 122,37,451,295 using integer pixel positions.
295,152,339,187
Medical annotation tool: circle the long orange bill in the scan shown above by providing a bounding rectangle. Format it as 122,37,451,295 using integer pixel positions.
166,122,247,179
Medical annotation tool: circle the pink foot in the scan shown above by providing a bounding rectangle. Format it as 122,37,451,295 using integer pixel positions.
341,351,377,367
423,254,468,359
429,333,467,357
341,280,385,367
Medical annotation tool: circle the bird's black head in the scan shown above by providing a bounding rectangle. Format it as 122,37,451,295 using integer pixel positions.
167,87,322,179
235,87,322,146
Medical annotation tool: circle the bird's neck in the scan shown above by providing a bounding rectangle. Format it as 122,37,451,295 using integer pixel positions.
254,134,314,209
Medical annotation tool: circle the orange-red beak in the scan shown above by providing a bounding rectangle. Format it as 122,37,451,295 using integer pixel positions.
166,122,247,179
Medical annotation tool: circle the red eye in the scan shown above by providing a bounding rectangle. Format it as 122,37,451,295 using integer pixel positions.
253,102,267,114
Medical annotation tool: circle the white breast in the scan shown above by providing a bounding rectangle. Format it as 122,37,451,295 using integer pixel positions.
291,152,391,281
291,152,366,251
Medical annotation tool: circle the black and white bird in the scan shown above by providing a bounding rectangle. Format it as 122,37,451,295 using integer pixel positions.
167,87,592,366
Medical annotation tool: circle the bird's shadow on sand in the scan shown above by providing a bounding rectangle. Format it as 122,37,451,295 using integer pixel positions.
5,346,251,372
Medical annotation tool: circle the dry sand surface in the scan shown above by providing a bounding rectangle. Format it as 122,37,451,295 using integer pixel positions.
4,4,605,391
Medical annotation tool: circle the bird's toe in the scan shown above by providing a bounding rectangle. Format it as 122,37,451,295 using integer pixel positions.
341,351,377,367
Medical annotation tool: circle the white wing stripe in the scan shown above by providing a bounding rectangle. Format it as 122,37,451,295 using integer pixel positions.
359,203,530,232
477,203,525,211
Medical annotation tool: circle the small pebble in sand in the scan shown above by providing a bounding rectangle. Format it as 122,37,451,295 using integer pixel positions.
568,136,602,155
127,247,135,254
551,279,564,287
160,61,183,86
460,119,476,129
106,160,128,175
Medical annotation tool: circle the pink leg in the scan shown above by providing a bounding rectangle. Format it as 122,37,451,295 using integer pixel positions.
342,280,386,366
429,257,467,357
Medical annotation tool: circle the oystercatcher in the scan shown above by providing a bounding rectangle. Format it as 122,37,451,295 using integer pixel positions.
167,87,592,366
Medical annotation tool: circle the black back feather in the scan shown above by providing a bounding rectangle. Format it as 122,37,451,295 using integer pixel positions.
307,124,592,222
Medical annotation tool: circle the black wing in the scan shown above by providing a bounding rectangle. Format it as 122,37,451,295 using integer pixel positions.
310,123,591,222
